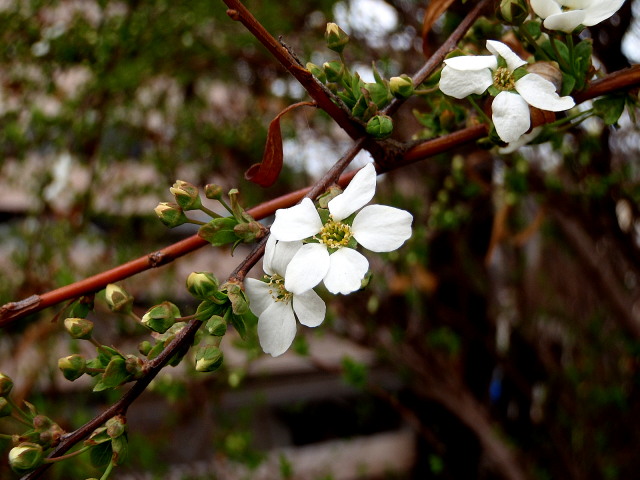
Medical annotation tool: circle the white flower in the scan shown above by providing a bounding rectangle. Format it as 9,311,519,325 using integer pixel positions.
439,40,575,143
244,235,326,357
530,0,626,33
270,163,413,295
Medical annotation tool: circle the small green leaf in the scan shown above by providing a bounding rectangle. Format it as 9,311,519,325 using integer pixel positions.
561,73,576,96
89,442,112,467
198,217,239,247
93,356,131,392
594,95,627,126
111,435,128,466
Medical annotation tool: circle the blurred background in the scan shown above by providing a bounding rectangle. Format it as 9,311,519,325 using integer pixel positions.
1,0,639,478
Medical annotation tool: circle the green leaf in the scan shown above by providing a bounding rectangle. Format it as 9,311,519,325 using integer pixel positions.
561,73,576,97
111,435,128,466
341,356,368,389
198,217,239,247
93,356,131,392
365,82,392,109
89,442,112,467
593,95,627,126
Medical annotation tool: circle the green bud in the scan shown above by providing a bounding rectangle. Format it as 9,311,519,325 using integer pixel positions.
233,221,266,243
125,355,145,379
366,114,394,139
105,284,134,314
306,62,327,83
325,22,349,53
58,354,86,381
9,443,44,474
317,186,343,208
224,282,249,315
106,415,127,439
154,202,188,228
389,74,414,99
0,372,14,397
0,397,12,417
194,345,224,372
186,272,220,300
497,0,529,25
32,415,64,449
204,183,224,200
170,180,202,211
141,301,181,333
138,340,153,356
323,60,344,83
63,317,94,340
205,315,227,336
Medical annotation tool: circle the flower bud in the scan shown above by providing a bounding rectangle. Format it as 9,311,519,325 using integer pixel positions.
389,75,414,99
186,272,220,300
306,62,327,83
224,282,249,315
325,22,349,53
105,284,134,314
125,355,145,379
366,114,394,139
204,183,224,200
63,317,94,340
141,301,180,333
194,345,224,372
170,180,202,211
233,221,266,243
497,0,529,25
106,415,127,439
205,315,227,336
33,415,64,448
9,443,43,474
0,372,14,397
154,202,188,228
58,354,86,381
0,397,12,417
138,340,153,356
323,60,344,83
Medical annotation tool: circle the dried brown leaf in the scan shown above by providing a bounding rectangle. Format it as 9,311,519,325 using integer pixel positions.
422,0,457,56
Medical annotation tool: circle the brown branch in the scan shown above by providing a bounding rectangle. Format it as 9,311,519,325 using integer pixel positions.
573,64,640,103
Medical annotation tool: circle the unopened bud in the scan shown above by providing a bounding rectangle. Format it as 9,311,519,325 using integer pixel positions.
125,355,145,379
224,282,249,315
325,22,350,53
32,415,64,448
63,317,94,340
9,443,44,474
323,60,344,83
58,354,86,381
205,315,228,336
195,345,224,372
497,0,529,25
306,62,327,83
233,221,266,243
105,284,134,314
204,183,224,200
0,372,13,397
170,180,202,211
106,415,127,438
141,301,181,333
154,202,188,228
0,397,12,417
138,340,153,356
186,272,220,300
389,75,414,99
366,114,394,139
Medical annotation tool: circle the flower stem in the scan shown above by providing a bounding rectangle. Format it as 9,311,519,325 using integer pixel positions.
199,205,221,219
549,35,571,72
467,96,492,128
518,26,550,61
185,218,207,226
100,459,115,480
217,197,235,216
6,397,33,424
128,311,142,323
44,445,90,463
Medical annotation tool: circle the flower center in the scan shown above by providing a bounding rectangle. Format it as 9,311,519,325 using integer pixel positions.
265,274,292,303
318,217,353,249
493,67,516,91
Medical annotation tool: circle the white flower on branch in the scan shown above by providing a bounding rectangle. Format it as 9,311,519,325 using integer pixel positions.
270,163,413,295
530,0,626,33
244,236,326,357
439,40,575,143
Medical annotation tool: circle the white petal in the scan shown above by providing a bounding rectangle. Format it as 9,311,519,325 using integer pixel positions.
516,74,575,111
264,236,303,277
328,163,377,221
323,248,369,295
439,64,494,99
583,0,625,26
292,289,326,327
492,91,531,144
486,40,526,72
270,198,323,241
244,278,273,317
530,0,562,19
498,126,543,154
543,10,586,32
257,301,296,357
443,55,497,71
284,243,330,295
352,205,413,252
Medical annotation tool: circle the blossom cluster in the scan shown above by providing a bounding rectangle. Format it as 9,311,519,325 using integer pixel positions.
245,163,413,356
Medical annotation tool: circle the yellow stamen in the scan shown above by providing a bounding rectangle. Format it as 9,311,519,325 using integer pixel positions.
317,217,353,249
493,67,516,91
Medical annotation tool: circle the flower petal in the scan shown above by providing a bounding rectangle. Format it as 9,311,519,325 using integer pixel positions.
244,278,273,317
352,204,413,252
439,64,494,99
293,289,326,327
284,243,330,295
323,248,369,295
530,0,562,19
443,55,498,71
270,197,323,241
583,0,625,26
257,301,296,357
264,236,303,277
516,74,575,111
486,40,527,72
328,163,377,221
498,126,543,154
543,10,586,32
492,91,531,144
